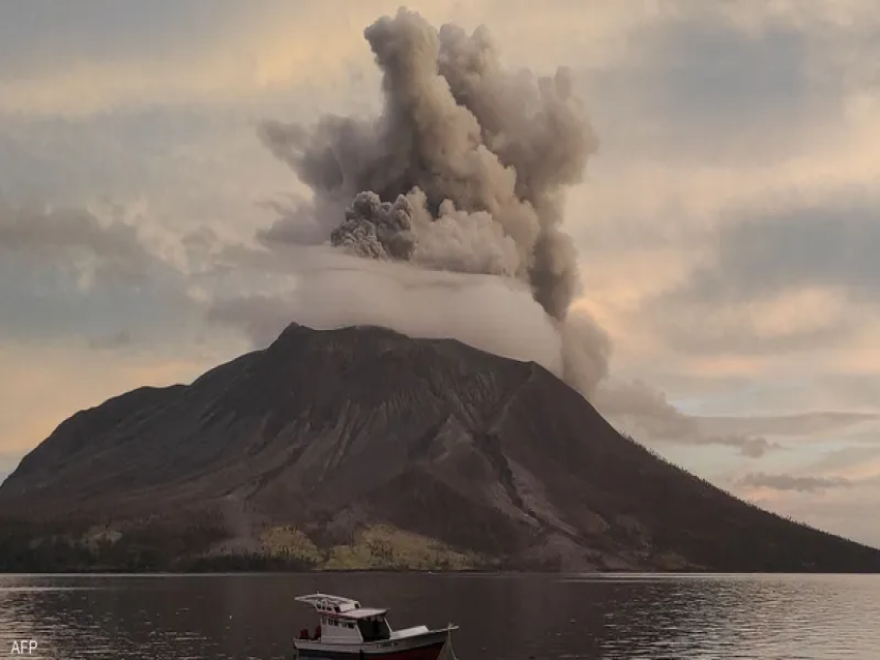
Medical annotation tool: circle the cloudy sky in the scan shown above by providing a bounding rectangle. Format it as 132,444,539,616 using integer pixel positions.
1,0,879,546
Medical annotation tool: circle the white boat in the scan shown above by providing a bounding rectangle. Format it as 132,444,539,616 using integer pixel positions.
292,593,458,660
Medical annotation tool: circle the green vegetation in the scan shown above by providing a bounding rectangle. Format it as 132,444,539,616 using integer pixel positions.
0,516,228,572
260,525,324,564
321,524,484,570
0,518,489,573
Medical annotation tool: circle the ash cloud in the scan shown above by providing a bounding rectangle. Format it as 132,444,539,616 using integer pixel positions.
246,9,784,458
257,7,607,396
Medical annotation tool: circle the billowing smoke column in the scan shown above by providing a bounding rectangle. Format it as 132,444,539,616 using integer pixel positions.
258,8,610,397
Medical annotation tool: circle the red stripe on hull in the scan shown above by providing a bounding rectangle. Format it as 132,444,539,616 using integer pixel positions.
365,642,445,660
297,641,445,660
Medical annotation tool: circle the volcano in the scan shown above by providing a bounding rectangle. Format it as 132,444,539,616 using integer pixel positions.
1,323,878,572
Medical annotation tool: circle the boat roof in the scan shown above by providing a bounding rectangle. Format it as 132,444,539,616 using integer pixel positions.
295,593,388,619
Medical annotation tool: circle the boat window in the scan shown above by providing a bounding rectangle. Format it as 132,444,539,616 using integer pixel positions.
357,616,391,642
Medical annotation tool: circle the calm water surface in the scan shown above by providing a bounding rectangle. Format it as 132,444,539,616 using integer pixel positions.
1,573,878,659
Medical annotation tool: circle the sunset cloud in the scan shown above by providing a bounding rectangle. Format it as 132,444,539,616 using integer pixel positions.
738,472,854,494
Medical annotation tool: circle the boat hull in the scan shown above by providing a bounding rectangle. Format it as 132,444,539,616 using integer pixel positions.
294,630,450,660
295,640,445,660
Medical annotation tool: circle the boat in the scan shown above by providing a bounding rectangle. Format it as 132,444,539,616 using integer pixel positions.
292,593,458,660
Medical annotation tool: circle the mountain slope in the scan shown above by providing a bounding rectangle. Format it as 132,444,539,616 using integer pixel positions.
2,323,879,572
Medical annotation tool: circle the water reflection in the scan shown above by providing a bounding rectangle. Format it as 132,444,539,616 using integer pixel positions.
1,573,878,659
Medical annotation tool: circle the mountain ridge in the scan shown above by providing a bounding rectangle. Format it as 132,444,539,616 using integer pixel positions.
2,322,879,573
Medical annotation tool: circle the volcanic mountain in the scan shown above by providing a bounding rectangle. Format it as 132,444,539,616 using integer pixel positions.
1,323,879,572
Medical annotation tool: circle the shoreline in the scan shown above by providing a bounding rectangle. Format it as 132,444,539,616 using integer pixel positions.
4,567,880,576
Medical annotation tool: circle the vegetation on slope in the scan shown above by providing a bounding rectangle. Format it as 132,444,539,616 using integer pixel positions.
0,518,490,573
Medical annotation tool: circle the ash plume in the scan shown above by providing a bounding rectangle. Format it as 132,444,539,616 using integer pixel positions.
258,8,606,396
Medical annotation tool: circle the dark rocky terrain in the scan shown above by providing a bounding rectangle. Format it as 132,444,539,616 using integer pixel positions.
2,323,879,572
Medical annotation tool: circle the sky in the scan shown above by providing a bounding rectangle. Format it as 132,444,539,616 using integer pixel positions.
1,0,879,547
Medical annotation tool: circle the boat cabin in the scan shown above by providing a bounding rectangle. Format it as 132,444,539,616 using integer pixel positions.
295,594,393,644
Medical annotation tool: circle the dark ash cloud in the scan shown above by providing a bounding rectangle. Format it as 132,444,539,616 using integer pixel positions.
256,8,597,318
255,8,608,397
